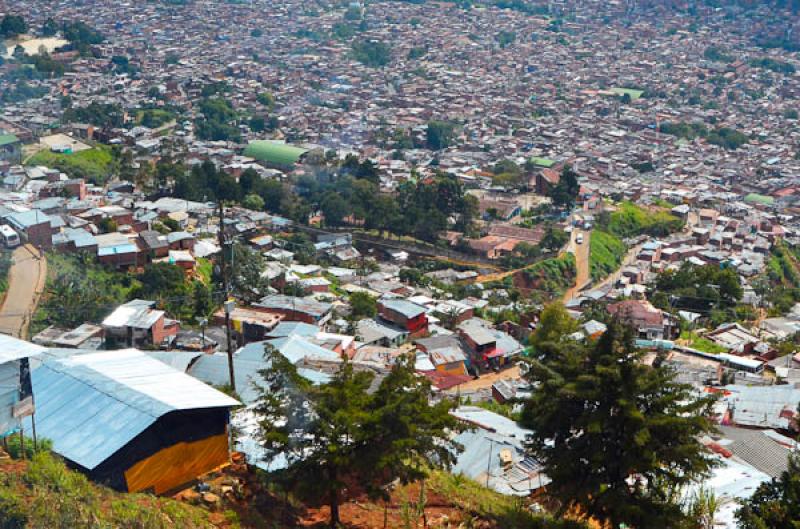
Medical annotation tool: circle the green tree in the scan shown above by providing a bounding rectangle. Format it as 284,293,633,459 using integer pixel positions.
530,301,578,350
541,224,569,251
256,92,275,109
135,262,191,316
194,97,240,142
191,281,213,319
426,120,456,150
737,451,800,529
0,15,27,39
320,192,351,227
229,242,270,303
492,159,525,188
249,115,266,132
256,352,459,528
520,321,718,529
41,17,58,37
496,30,516,48
348,291,376,320
359,354,461,501
549,165,580,208
242,193,265,211
350,40,392,67
364,194,401,237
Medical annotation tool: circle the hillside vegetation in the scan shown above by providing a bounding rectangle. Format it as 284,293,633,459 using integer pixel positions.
518,253,577,298
0,452,229,529
589,230,626,281
27,145,118,184
765,241,800,314
599,201,684,239
587,202,684,282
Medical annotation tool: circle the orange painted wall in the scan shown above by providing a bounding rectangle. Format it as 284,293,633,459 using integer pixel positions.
124,433,229,494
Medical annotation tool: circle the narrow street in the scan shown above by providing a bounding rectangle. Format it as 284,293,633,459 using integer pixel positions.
563,228,590,301
0,245,47,339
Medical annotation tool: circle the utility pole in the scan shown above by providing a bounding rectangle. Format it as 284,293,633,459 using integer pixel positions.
224,300,236,391
218,202,236,391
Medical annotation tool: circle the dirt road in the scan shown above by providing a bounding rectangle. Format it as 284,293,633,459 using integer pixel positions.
449,364,522,392
562,229,590,301
0,245,47,339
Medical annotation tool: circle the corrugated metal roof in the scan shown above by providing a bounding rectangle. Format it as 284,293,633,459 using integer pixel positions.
380,298,426,319
102,300,162,329
266,321,319,338
0,334,45,363
245,336,341,364
0,134,19,147
451,406,531,440
254,295,332,318
6,209,50,229
458,319,497,346
723,384,800,430
29,350,238,470
189,352,332,406
98,243,138,257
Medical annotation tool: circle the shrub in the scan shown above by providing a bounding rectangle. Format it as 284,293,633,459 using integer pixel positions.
0,490,27,529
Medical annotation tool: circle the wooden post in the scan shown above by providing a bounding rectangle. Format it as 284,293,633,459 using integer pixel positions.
31,413,37,453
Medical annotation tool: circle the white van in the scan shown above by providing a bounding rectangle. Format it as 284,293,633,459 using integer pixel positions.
0,225,20,248
576,233,584,244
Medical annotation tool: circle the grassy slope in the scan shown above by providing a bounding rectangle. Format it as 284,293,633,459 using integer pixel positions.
589,230,626,281
27,144,117,184
0,452,233,529
679,330,728,354
422,470,589,529
589,201,684,281
518,253,577,298
764,242,800,314
605,201,684,239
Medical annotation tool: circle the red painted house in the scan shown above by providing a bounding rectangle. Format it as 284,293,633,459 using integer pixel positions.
378,298,429,338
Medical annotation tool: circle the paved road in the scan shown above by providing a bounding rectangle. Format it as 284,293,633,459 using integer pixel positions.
563,229,590,301
0,245,47,339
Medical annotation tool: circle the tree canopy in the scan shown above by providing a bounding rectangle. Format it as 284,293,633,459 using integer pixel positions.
255,352,460,528
520,320,718,529
652,262,743,312
0,15,27,39
737,451,800,529
195,97,240,142
548,165,580,208
351,40,392,67
426,120,457,150
529,302,578,350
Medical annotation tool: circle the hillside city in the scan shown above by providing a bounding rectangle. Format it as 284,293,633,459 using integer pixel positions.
1,0,800,528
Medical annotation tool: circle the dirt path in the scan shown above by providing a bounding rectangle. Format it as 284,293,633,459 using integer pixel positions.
562,229,590,301
0,245,47,339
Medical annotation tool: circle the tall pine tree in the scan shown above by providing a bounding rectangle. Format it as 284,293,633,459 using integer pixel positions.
255,349,460,528
520,321,718,528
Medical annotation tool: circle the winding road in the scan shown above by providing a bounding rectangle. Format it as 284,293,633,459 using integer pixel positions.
0,245,47,339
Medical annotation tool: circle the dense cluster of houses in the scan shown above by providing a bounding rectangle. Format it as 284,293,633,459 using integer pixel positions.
2,0,800,526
